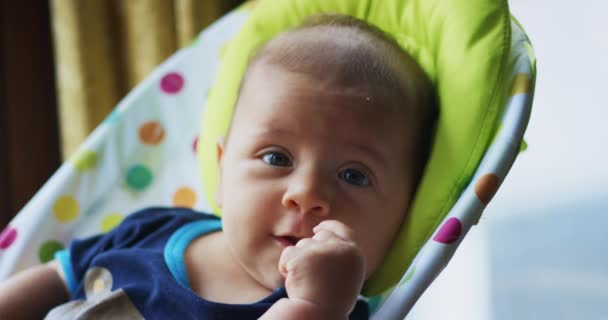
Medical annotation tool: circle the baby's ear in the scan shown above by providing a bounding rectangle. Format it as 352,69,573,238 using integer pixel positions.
215,136,225,208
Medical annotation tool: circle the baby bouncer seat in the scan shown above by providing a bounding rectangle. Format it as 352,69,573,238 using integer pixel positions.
0,0,536,318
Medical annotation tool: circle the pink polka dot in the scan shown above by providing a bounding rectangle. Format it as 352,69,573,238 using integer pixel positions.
192,136,199,153
433,217,462,244
160,72,184,94
0,227,18,249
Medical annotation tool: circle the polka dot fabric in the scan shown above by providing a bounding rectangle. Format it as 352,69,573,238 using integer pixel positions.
0,9,249,278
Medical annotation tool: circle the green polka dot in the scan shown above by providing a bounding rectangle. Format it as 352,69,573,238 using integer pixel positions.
125,165,153,191
101,213,124,232
71,149,97,171
39,241,64,263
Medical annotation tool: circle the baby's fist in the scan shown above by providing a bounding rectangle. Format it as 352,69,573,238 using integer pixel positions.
278,220,365,318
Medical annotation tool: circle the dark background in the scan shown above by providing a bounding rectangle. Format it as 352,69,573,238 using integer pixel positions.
0,1,60,229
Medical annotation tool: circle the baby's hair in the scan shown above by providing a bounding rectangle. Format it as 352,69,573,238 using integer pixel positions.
238,13,438,190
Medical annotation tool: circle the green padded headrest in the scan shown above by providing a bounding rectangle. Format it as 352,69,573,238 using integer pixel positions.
198,0,511,295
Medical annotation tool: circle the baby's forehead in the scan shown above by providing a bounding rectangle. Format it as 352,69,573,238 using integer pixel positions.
235,64,411,148
251,29,404,91
242,61,406,117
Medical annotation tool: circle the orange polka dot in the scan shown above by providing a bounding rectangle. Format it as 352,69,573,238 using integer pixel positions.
474,174,500,205
173,187,197,208
139,121,165,145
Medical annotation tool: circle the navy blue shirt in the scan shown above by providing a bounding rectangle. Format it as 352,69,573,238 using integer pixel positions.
56,207,369,319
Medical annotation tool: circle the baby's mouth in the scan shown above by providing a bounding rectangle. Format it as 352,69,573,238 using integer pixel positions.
274,235,301,247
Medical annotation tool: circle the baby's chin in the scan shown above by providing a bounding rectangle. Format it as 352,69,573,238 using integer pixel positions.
255,266,285,291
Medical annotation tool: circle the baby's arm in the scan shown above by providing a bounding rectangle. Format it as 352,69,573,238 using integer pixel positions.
261,220,366,320
0,260,70,319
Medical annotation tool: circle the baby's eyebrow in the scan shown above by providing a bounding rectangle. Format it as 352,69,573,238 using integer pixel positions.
253,126,387,166
345,142,387,167
254,127,296,139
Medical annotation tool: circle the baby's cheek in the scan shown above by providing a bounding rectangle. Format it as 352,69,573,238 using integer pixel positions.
362,224,399,277
361,245,381,278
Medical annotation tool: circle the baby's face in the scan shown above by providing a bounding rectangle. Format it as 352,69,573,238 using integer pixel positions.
216,63,415,291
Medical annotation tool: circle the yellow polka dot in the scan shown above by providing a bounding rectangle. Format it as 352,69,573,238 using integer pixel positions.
93,279,106,294
70,149,97,171
101,213,124,233
53,196,80,223
173,187,197,208
509,73,532,96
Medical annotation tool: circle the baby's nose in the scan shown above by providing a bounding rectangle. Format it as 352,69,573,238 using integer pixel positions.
281,173,331,217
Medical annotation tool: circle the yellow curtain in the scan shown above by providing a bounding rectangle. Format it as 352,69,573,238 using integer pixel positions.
50,0,240,159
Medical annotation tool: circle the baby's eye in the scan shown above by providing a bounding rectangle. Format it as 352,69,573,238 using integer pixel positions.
338,168,370,187
262,151,292,167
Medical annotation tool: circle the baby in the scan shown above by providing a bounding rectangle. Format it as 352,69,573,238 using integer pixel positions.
0,14,436,319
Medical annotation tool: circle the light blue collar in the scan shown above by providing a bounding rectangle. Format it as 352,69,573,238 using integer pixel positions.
164,219,222,289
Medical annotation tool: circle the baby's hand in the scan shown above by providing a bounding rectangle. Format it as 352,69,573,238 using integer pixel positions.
278,220,365,318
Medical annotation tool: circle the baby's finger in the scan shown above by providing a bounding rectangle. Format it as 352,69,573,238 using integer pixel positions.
312,229,337,242
295,238,315,249
313,220,356,242
278,246,299,277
